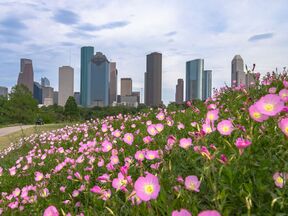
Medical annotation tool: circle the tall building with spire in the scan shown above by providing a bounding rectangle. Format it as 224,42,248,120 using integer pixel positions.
175,79,184,104
186,59,204,101
41,77,50,87
231,55,245,87
144,52,162,106
17,58,34,94
80,46,94,107
58,66,74,106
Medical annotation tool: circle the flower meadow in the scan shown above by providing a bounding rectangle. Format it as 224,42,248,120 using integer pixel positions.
1,72,288,215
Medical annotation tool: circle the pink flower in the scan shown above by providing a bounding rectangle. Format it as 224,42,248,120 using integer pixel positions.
102,140,112,152
185,175,201,192
217,120,233,136
123,133,134,145
147,125,158,136
268,87,277,94
179,138,192,149
172,209,192,216
255,94,284,116
156,112,165,120
134,173,160,201
145,150,160,160
279,89,288,102
202,123,215,134
155,123,164,132
112,129,121,138
112,173,129,191
278,117,288,136
248,104,269,122
235,138,252,149
43,206,59,216
9,167,16,176
143,136,153,144
135,150,145,161
35,171,44,182
90,186,102,194
206,109,219,122
273,172,288,188
198,210,221,216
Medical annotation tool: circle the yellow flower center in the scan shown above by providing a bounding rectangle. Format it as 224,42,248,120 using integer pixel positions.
139,154,144,159
120,179,127,186
253,112,261,119
264,103,274,112
189,182,195,190
208,114,214,120
144,184,154,194
127,136,131,141
148,154,155,159
276,177,284,184
205,127,212,133
222,126,229,132
285,127,288,134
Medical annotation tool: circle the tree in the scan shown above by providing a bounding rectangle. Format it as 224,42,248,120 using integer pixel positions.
64,96,79,121
7,85,38,124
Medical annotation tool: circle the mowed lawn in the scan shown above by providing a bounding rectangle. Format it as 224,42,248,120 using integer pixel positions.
0,124,66,152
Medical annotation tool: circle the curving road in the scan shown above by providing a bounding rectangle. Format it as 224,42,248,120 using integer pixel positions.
0,125,33,137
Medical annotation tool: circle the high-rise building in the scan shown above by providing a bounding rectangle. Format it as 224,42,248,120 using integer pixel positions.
17,58,34,94
121,78,132,96
186,59,204,101
203,70,212,100
58,66,74,106
42,86,54,106
41,77,50,87
89,52,110,107
132,91,140,103
231,55,245,87
74,92,80,105
175,79,184,104
144,52,162,106
53,91,58,105
80,46,94,107
0,86,8,97
109,62,118,105
33,82,42,104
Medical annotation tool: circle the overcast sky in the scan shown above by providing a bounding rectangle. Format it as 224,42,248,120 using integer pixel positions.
0,0,287,104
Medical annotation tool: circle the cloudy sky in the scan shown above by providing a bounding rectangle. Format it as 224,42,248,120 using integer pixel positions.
0,0,287,104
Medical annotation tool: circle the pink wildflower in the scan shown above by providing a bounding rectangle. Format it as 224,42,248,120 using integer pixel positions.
147,125,158,136
255,94,284,116
217,120,233,136
43,206,59,216
185,175,201,192
179,138,192,149
273,172,288,188
145,150,160,160
172,209,192,216
206,109,219,122
135,150,145,161
235,138,252,149
35,171,44,182
123,133,134,145
279,117,288,136
279,89,288,102
198,210,221,216
102,140,112,152
248,104,269,122
134,173,160,201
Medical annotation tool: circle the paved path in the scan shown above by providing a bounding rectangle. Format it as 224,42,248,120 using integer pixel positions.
0,125,33,137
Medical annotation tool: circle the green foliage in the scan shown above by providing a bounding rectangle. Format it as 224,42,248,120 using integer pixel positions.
6,85,38,124
64,96,79,121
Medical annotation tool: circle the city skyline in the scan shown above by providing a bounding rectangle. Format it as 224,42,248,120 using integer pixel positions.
0,1,287,104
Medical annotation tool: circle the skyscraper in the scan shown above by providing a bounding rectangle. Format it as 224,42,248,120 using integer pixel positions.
58,66,74,106
144,52,162,106
132,91,140,103
42,86,54,106
41,77,50,87
33,82,42,104
109,62,118,105
231,55,245,87
80,46,94,107
0,86,8,97
175,79,184,104
121,78,132,96
186,59,204,101
203,70,212,100
89,52,110,107
246,73,256,88
17,58,34,94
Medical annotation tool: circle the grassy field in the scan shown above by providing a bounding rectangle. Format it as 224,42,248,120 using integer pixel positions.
0,124,67,151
